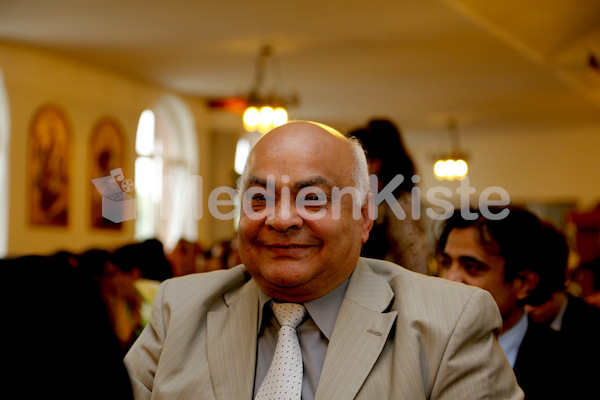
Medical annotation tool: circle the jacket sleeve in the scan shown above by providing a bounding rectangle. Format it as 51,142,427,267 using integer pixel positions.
431,288,524,400
124,279,170,400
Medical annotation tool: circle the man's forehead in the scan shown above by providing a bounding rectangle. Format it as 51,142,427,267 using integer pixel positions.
246,152,353,187
245,174,335,190
446,228,487,256
241,121,356,191
446,228,504,262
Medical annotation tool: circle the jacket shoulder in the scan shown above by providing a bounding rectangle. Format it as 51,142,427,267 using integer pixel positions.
157,265,253,318
363,257,482,298
362,257,500,326
358,258,515,399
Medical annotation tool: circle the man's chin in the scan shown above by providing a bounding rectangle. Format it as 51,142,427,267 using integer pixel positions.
258,267,315,299
264,268,309,289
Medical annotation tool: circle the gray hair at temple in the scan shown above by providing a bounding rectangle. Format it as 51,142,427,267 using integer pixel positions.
346,134,370,206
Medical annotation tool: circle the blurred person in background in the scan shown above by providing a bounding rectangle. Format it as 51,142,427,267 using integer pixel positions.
347,118,431,274
3,252,133,399
167,238,206,276
570,259,600,308
204,237,242,271
525,228,600,335
525,243,600,400
106,239,172,350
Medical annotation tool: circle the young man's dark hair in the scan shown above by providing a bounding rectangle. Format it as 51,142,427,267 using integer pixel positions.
436,206,566,306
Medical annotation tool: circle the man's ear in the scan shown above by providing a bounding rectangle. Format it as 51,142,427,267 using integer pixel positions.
515,270,540,301
360,193,375,244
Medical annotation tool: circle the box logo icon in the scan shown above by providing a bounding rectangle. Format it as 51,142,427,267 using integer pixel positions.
92,168,136,223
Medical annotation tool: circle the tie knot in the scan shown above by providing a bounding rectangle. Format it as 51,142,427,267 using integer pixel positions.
272,303,306,329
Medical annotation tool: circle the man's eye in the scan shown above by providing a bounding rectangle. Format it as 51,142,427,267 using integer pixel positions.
306,195,324,201
463,261,487,274
437,256,452,269
300,194,328,207
248,193,272,211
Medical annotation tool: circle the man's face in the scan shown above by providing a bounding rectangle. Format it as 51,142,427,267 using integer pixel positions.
237,122,373,302
438,227,523,321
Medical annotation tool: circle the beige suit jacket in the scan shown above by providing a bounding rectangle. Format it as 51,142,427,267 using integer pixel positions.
125,258,523,399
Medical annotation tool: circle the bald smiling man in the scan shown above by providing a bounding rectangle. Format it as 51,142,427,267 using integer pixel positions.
125,121,523,399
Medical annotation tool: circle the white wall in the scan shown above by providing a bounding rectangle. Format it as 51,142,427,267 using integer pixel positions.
405,125,600,211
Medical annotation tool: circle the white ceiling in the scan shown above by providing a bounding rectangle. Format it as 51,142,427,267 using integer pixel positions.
0,0,599,136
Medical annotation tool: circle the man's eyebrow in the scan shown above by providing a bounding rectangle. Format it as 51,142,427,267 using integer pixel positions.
441,252,486,265
457,255,488,266
245,176,267,187
294,176,334,190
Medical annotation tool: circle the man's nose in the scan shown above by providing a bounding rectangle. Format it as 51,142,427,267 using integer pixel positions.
265,199,304,232
442,263,466,284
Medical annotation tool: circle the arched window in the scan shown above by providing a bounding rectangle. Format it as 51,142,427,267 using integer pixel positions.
134,95,199,251
0,69,9,257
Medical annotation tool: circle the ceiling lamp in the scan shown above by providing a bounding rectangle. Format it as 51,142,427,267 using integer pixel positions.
434,119,469,181
242,45,298,134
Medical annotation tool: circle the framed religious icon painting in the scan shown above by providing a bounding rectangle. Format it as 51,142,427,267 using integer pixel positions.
29,104,70,226
89,116,126,229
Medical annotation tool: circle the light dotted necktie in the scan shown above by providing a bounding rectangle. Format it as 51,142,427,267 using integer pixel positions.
255,302,307,400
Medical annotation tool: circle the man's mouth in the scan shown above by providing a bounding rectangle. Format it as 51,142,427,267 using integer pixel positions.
260,242,317,256
267,244,310,249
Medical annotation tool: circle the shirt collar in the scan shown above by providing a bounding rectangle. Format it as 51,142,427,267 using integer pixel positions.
257,278,350,341
498,312,528,368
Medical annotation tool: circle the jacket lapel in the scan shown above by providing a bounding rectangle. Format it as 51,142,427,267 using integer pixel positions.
315,259,398,400
207,280,259,400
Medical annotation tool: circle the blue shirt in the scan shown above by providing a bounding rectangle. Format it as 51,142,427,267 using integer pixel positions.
498,312,528,368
